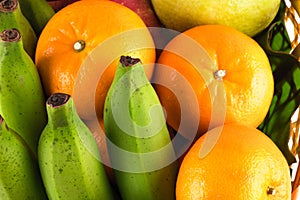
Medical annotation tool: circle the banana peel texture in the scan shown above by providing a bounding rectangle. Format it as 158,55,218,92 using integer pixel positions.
0,28,47,157
38,93,116,200
0,116,48,199
18,0,55,36
104,56,179,200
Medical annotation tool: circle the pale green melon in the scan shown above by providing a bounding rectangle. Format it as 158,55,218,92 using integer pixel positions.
151,0,280,36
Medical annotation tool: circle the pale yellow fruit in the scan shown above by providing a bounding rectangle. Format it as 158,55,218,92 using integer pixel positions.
151,0,281,36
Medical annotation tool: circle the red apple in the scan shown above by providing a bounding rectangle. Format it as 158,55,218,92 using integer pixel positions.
110,0,176,58
110,0,161,27
47,0,79,12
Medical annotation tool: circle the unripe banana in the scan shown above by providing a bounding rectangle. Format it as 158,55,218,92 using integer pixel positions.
18,0,55,36
38,93,117,200
0,0,37,59
0,115,48,200
103,55,179,200
0,28,47,157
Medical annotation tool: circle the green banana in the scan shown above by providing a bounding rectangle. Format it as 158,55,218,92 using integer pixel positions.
0,0,37,59
0,115,48,199
103,55,179,200
38,93,117,200
18,0,55,36
0,28,47,157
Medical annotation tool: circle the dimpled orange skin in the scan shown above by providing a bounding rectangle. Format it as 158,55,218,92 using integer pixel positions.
35,0,156,121
153,24,274,139
176,123,292,200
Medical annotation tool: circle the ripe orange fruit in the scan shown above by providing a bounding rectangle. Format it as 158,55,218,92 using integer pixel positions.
153,24,274,139
35,0,156,122
176,123,292,200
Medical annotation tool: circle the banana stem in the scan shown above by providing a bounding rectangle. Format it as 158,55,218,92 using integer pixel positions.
120,55,141,67
0,0,18,12
46,93,76,129
0,28,21,42
47,93,70,108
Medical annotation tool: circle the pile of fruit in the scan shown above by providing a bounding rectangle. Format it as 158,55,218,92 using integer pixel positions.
0,0,299,199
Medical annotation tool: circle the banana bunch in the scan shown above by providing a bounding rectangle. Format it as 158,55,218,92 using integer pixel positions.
0,0,37,59
0,28,47,157
0,115,48,199
104,56,179,200
0,0,55,59
0,1,55,198
0,1,179,198
38,93,117,200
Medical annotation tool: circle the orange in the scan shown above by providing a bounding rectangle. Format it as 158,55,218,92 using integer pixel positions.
35,0,156,122
176,123,292,200
152,24,274,139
